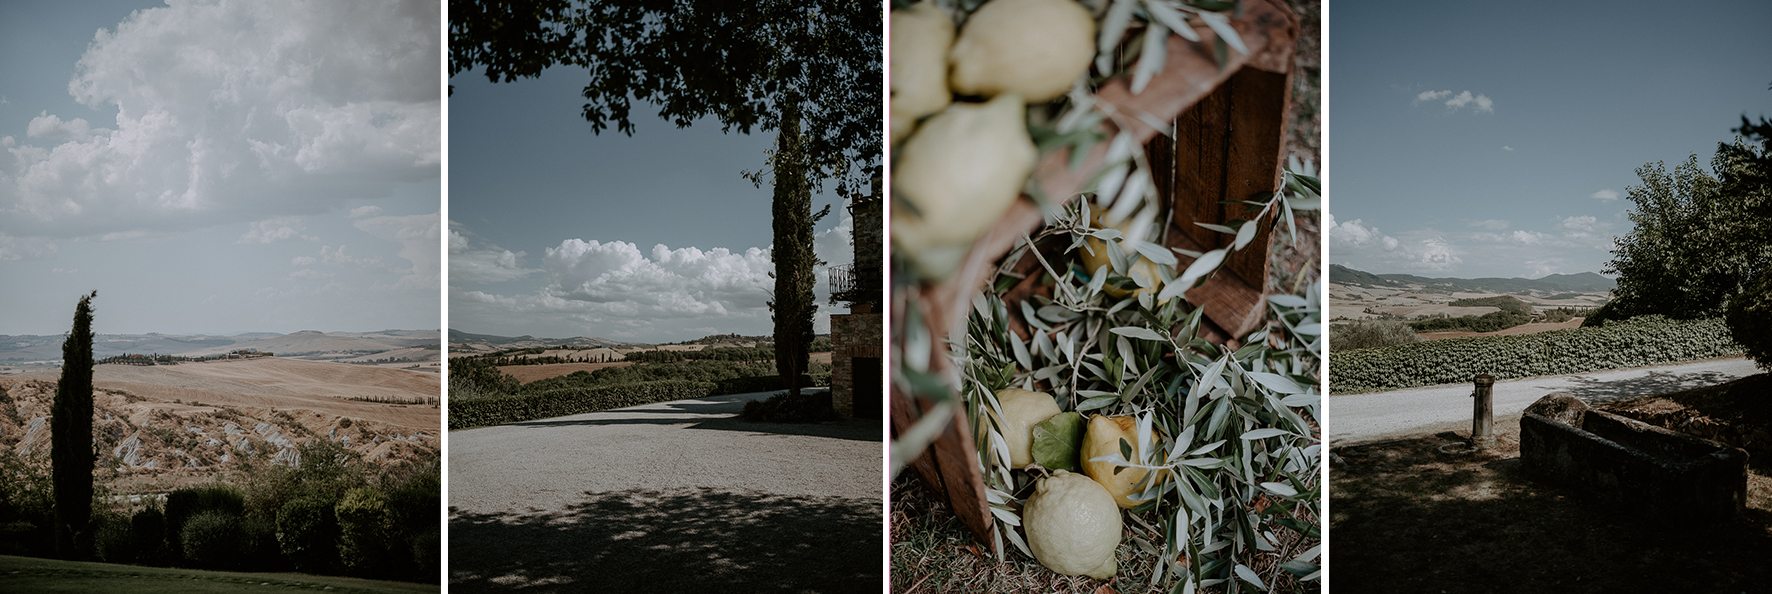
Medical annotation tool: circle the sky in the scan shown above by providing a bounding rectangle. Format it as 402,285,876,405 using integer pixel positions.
1328,0,1772,279
447,67,862,342
0,0,441,336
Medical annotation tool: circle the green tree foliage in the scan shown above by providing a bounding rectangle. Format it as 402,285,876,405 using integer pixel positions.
180,510,244,570
129,507,167,565
1601,146,1772,322
768,99,828,399
448,357,519,399
164,485,245,559
335,487,396,575
1728,250,1772,370
51,290,96,559
1328,320,1424,351
276,495,342,574
448,0,881,196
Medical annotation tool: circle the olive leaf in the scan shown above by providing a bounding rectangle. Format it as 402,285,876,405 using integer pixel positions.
1030,411,1086,472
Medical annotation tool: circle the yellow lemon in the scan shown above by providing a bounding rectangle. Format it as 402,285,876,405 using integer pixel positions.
994,388,1061,469
1023,469,1121,579
892,93,1037,279
890,2,955,145
949,0,1095,103
1081,415,1155,509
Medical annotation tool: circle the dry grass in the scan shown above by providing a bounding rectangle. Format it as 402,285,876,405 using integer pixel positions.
1329,376,1772,593
892,472,1312,594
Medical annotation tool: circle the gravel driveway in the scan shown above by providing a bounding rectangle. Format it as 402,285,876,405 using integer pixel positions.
1329,356,1761,445
448,390,882,592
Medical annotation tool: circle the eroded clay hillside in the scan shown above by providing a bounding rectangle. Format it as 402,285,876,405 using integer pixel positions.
0,357,439,492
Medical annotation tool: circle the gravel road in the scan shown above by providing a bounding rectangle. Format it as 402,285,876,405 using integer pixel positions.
1329,356,1761,445
448,389,882,592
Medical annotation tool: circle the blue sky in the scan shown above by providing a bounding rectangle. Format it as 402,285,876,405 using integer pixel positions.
1328,0,1772,279
0,0,440,336
447,68,859,342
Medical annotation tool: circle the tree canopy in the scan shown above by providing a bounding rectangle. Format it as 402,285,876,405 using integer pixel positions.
1598,121,1772,324
449,0,882,196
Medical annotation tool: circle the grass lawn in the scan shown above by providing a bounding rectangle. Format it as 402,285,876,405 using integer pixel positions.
1329,373,1772,593
0,555,438,594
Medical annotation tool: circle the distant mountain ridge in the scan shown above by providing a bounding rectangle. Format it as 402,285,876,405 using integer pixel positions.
1330,264,1615,293
0,330,439,363
447,329,633,350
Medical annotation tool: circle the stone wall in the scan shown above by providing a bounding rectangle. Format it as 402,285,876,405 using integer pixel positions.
1520,393,1746,525
830,308,883,417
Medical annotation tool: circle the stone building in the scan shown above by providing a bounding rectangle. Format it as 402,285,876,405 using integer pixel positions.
828,172,882,418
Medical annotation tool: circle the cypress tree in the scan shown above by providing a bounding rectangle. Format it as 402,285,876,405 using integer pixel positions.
52,290,96,559
769,97,828,398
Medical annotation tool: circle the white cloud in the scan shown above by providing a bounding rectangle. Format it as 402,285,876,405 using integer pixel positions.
1590,189,1619,201
238,217,318,244
352,212,439,290
447,221,540,285
26,112,107,142
0,1,438,240
1414,89,1493,113
1503,146,1514,152
349,205,383,218
0,232,57,260
288,269,333,279
1468,219,1509,231
320,245,381,268
1328,214,1460,271
291,256,317,266
1558,215,1599,233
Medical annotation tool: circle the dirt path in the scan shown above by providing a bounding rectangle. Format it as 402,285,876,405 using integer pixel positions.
447,390,881,592
1329,356,1760,445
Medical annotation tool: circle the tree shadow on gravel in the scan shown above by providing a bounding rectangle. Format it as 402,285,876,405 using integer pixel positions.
504,408,879,442
449,487,880,593
1548,368,1745,405
1330,426,1772,594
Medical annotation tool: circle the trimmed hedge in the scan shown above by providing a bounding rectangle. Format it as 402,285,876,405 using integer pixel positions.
1330,315,1743,394
164,486,244,557
713,373,831,396
449,380,718,429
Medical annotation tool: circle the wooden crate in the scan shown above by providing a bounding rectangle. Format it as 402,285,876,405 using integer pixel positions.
892,0,1300,547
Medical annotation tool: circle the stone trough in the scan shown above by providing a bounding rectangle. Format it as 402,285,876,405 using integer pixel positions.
1520,393,1746,525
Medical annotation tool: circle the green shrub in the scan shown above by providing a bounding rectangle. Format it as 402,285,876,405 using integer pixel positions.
1727,273,1772,370
335,488,395,576
1330,315,1742,393
164,486,244,558
239,513,284,571
180,510,243,569
129,507,167,565
411,528,440,579
1407,310,1531,333
91,511,133,564
1329,320,1423,351
0,454,54,557
1448,295,1534,315
277,495,340,573
449,380,718,429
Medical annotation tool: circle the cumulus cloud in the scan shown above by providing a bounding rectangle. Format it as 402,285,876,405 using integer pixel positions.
320,245,381,268
26,112,107,142
238,217,318,244
1328,214,1460,271
349,205,383,218
1414,89,1494,113
1590,189,1619,201
291,256,317,266
288,269,333,280
0,1,439,240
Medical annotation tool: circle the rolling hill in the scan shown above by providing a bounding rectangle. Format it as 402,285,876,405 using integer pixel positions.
1329,264,1615,294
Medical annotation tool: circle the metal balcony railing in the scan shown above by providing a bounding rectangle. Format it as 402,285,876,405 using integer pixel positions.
828,263,881,306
